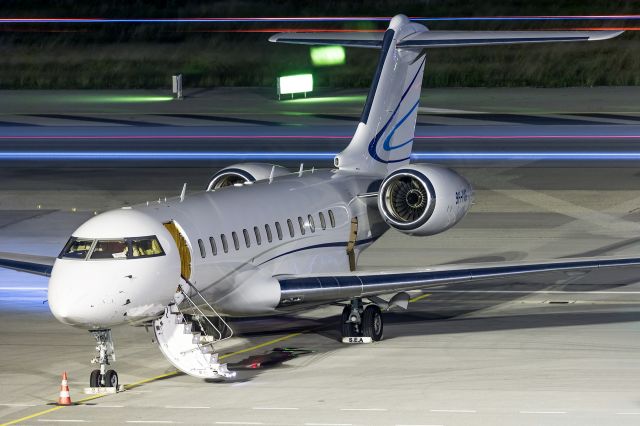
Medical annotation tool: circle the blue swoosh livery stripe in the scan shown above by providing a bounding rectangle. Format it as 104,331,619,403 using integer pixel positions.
367,57,426,164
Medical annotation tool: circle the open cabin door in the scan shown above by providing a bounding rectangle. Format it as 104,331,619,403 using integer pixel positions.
346,217,358,272
163,221,192,280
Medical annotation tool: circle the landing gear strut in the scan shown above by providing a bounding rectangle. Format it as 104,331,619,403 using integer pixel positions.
89,329,118,388
340,299,384,342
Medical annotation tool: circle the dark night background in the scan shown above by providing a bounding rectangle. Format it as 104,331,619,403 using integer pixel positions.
0,0,638,89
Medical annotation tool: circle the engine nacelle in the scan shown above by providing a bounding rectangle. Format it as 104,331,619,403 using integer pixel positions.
377,164,473,236
206,163,289,191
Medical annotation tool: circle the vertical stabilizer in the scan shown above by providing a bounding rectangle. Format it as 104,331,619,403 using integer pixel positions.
334,15,426,175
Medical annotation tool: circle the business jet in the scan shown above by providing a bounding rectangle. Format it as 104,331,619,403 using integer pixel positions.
0,15,633,388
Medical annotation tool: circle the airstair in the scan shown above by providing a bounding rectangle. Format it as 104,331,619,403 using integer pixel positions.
153,280,236,379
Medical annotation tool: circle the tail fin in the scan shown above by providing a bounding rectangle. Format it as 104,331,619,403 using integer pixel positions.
337,15,426,174
270,15,623,175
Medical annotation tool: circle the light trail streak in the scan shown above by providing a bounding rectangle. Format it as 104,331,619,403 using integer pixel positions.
1,134,639,140
1,15,640,24
0,152,639,160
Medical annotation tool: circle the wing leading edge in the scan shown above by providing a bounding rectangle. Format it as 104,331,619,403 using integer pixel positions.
277,256,640,308
0,252,55,277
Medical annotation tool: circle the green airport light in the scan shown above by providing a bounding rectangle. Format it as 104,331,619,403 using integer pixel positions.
277,74,313,99
310,45,346,66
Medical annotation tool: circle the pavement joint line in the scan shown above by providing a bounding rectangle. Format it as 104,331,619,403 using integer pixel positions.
304,423,352,426
252,407,299,410
163,405,210,409
409,293,431,303
339,408,387,411
616,412,640,415
215,423,264,425
0,404,37,407
0,331,306,426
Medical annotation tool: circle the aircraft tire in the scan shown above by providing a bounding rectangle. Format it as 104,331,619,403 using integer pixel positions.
89,369,101,387
362,305,383,341
105,370,118,388
340,305,359,338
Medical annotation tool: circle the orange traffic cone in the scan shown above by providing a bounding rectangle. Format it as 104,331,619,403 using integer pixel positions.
57,372,72,406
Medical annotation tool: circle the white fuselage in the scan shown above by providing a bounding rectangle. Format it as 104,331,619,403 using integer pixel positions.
48,169,387,328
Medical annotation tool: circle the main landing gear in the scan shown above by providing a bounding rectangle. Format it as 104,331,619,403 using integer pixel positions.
89,329,119,388
340,299,384,342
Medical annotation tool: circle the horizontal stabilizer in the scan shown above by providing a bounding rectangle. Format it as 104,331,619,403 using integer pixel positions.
269,30,623,49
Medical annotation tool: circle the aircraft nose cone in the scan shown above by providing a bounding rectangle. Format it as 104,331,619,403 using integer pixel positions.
48,280,80,325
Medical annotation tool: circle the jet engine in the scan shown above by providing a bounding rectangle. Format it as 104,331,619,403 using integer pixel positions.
206,163,289,190
377,164,473,236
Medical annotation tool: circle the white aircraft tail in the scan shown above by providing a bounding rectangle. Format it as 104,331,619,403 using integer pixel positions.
270,15,623,175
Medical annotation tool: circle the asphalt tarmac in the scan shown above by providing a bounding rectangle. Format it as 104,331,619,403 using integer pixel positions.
1,88,640,425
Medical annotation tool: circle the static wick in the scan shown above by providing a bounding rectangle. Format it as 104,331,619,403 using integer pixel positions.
180,183,187,202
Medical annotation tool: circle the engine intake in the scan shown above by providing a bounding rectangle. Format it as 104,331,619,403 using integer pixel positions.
379,170,435,230
377,164,473,236
206,163,289,191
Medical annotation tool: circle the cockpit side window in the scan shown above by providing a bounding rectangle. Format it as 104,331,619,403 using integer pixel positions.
91,239,128,259
130,237,165,258
60,237,94,259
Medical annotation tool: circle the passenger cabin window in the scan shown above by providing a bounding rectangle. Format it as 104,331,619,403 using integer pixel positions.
232,232,240,250
328,210,336,228
287,219,295,237
221,234,229,253
254,226,262,245
308,214,315,232
265,224,273,243
209,237,217,256
91,239,128,260
61,236,164,260
197,239,206,258
275,222,283,240
243,229,250,248
60,238,94,259
298,216,305,235
319,212,326,230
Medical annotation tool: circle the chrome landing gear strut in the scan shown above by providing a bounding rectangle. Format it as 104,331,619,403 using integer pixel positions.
89,329,118,388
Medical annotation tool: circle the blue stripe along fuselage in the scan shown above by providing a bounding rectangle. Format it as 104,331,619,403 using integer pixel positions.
367,56,426,164
257,236,379,267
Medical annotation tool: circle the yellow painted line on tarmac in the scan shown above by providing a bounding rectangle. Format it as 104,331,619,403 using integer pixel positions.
409,293,431,303
1,331,304,426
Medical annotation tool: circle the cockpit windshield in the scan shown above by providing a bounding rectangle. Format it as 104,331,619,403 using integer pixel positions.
59,236,165,260
60,238,94,259
90,240,128,259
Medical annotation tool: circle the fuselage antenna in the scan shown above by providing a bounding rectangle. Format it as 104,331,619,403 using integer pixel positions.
298,163,304,177
180,183,187,202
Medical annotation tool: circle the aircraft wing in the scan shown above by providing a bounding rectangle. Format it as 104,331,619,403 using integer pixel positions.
269,30,622,49
0,252,55,277
276,255,640,308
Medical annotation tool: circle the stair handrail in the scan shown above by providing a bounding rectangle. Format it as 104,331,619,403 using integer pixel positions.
179,277,234,342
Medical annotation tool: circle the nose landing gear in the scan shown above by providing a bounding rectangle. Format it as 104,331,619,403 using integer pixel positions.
88,329,118,389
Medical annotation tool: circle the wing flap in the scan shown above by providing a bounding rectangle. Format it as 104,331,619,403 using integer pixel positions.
0,252,55,277
277,256,640,308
